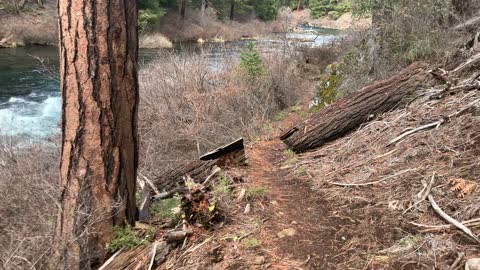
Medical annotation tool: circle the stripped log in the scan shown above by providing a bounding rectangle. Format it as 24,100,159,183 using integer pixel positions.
280,62,430,153
99,241,170,270
153,138,246,192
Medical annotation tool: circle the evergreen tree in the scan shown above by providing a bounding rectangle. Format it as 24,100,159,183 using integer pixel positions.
239,43,264,78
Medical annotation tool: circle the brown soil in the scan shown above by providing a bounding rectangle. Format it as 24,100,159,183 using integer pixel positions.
170,87,480,269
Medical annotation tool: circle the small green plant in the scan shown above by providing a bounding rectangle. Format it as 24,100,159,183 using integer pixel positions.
243,237,261,249
296,165,307,176
138,9,164,33
213,174,231,197
310,64,340,112
150,195,181,219
239,43,265,78
246,187,268,201
106,224,150,252
284,149,298,164
272,111,288,121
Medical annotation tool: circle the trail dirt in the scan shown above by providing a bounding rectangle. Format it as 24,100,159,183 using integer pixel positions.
241,114,361,269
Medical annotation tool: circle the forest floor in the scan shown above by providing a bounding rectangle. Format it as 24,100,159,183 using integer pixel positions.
151,69,480,269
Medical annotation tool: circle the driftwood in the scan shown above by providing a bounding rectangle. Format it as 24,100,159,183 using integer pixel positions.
280,62,430,153
153,138,246,192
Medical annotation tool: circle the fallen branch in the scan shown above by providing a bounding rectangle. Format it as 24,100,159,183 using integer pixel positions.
329,168,416,187
427,194,480,243
453,13,480,31
451,52,480,77
403,173,436,214
449,252,465,270
386,119,445,147
148,242,157,270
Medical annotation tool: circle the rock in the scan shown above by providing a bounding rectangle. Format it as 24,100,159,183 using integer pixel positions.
164,230,191,243
237,188,246,201
254,256,265,265
466,258,480,270
277,228,297,238
244,203,251,214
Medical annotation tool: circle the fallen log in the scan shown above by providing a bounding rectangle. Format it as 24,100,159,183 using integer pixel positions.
280,62,430,153
98,241,170,270
153,138,246,192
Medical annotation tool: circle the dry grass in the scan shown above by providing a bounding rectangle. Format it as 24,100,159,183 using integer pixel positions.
157,8,288,42
289,77,480,268
138,47,309,177
0,2,57,46
0,137,58,269
0,46,309,269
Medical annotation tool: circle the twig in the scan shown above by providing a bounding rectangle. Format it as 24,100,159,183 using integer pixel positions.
403,172,436,214
451,52,480,77
98,248,124,270
329,168,416,187
410,218,480,231
183,236,213,255
201,166,222,186
449,252,465,270
148,242,158,270
139,172,161,196
387,119,445,147
427,194,480,243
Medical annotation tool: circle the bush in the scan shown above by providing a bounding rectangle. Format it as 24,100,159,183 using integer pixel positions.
328,10,341,20
138,48,308,176
106,224,150,252
239,43,265,78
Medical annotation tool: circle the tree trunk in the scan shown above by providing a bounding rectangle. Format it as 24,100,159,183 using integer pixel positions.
280,62,430,153
229,0,235,21
36,0,43,8
180,0,186,18
52,0,139,268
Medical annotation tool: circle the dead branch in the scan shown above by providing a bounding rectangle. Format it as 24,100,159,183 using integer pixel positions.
451,53,480,77
403,173,436,214
453,12,480,30
449,252,465,270
427,194,480,243
329,168,416,187
387,119,445,147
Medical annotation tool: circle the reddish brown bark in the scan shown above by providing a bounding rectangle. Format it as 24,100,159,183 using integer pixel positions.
280,62,430,153
52,0,139,268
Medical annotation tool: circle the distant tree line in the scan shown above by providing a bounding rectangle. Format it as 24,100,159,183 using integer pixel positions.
138,0,352,31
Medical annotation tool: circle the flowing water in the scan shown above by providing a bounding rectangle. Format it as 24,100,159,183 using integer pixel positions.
0,26,339,139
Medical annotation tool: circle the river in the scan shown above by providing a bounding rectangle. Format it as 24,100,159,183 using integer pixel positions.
0,26,339,139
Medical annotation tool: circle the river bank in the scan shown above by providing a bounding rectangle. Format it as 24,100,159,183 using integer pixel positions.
0,3,366,49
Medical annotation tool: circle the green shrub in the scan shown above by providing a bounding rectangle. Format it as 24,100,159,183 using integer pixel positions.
213,174,231,198
310,64,340,112
328,10,341,20
150,195,181,219
309,0,350,18
243,237,261,249
138,9,164,33
106,224,150,252
239,43,265,78
246,187,268,201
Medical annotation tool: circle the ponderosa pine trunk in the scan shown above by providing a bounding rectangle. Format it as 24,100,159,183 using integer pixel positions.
52,0,139,268
229,0,235,21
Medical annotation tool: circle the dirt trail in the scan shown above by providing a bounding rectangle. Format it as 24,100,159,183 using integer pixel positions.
242,117,353,269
